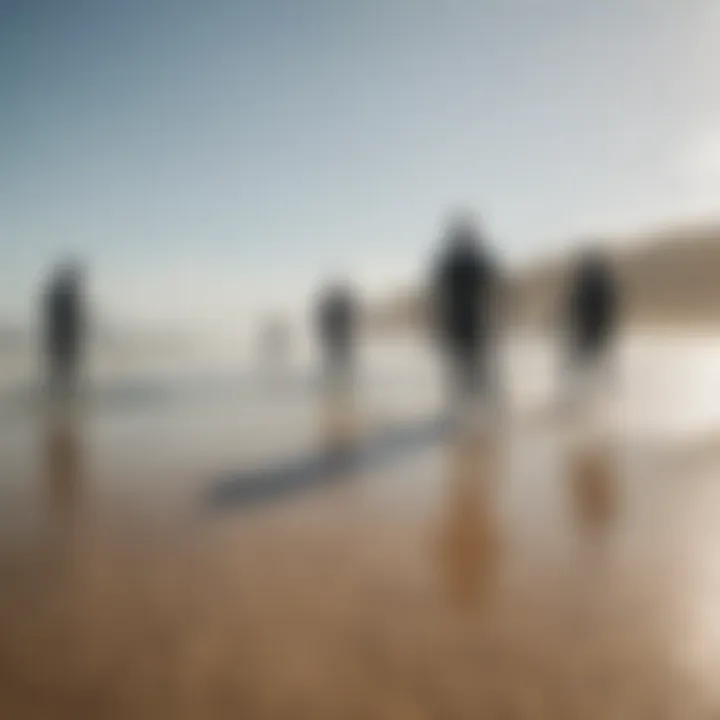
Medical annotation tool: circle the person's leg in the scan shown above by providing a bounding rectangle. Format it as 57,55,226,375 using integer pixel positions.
481,339,506,416
47,352,74,411
63,349,80,398
322,341,343,385
445,350,462,409
48,356,61,398
562,335,590,411
583,326,617,403
461,346,493,430
442,348,466,429
595,337,618,397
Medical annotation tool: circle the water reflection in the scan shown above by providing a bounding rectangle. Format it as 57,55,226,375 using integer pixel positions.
320,376,359,455
567,437,619,541
43,400,85,535
437,425,501,609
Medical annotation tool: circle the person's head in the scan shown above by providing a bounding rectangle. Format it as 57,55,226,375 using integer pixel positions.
576,241,608,273
52,257,84,289
444,209,482,252
323,273,354,300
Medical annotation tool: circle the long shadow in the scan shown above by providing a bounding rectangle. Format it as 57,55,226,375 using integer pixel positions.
206,414,450,512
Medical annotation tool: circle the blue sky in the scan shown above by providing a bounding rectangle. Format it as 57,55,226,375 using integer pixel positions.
2,0,720,329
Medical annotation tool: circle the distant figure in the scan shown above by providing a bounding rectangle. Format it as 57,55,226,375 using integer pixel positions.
43,261,85,397
259,315,292,375
316,280,357,384
431,213,503,409
563,246,619,395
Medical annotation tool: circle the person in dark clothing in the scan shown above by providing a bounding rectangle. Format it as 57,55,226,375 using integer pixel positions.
563,246,619,393
431,215,503,408
316,280,357,383
43,261,85,397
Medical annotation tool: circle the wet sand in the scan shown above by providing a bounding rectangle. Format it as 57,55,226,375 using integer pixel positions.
2,336,720,718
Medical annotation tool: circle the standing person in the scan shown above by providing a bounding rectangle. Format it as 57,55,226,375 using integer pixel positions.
258,314,292,377
316,280,358,452
43,260,86,398
430,213,503,413
562,245,619,400
316,279,357,386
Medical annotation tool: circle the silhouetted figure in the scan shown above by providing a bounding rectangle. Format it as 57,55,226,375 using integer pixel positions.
563,247,619,395
258,315,292,377
43,262,85,398
431,215,502,409
316,280,357,384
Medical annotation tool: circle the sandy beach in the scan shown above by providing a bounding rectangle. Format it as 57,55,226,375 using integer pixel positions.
2,332,720,718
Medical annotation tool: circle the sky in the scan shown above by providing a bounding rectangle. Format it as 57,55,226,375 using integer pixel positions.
2,0,720,332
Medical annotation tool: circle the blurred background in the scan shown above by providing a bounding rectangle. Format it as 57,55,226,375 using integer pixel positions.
4,1,720,367
4,1,720,718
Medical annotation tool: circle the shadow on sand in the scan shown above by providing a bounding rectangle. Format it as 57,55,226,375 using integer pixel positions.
206,414,450,512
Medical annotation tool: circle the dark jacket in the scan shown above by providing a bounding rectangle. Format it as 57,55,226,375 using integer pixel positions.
433,237,499,352
317,287,356,356
45,275,83,360
567,255,617,349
